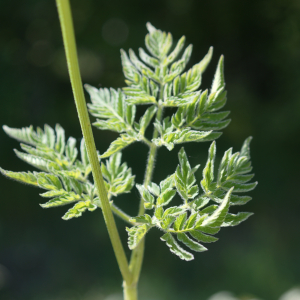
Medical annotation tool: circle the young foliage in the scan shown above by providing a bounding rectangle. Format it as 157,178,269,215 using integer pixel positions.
86,85,136,134
126,224,151,250
175,147,200,203
1,124,135,220
101,152,135,198
1,22,257,273
127,138,255,261
118,23,229,152
201,137,257,206
85,84,157,157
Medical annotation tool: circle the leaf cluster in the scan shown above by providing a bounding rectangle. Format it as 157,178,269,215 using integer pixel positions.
85,23,230,156
129,138,256,260
1,124,134,220
1,22,257,262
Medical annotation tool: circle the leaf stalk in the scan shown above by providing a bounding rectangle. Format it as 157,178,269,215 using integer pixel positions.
111,203,136,225
128,88,165,287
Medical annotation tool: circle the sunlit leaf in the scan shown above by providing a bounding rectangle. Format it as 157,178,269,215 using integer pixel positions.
177,233,207,252
0,168,38,186
222,212,254,227
62,200,97,220
101,134,136,158
161,232,194,261
127,224,150,250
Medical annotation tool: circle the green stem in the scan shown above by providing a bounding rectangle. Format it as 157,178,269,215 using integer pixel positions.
123,281,138,300
129,91,165,286
111,203,135,225
139,104,164,215
55,0,132,284
142,136,153,148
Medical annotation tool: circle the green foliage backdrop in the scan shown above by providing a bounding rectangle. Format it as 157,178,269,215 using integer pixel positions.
0,0,300,299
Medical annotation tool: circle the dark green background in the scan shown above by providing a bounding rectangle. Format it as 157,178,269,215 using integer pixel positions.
0,0,300,299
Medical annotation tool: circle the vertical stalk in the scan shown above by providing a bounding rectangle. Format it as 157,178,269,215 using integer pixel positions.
55,0,132,284
129,97,164,287
139,100,164,216
123,281,138,300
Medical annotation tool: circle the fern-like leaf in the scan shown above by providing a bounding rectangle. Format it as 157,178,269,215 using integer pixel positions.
101,152,135,198
201,137,257,206
1,124,135,220
86,85,137,134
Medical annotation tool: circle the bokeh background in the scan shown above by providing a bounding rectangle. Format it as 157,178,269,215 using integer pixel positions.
1,0,300,299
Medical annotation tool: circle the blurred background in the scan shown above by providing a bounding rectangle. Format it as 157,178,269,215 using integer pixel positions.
0,0,300,299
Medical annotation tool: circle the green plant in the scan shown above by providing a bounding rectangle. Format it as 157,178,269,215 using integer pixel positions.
0,1,257,299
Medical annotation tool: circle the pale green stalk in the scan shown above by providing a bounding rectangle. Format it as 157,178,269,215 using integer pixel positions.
111,203,135,225
128,87,165,287
123,281,138,300
55,0,132,285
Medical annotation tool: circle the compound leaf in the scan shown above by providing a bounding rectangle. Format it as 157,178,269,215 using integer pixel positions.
101,153,135,197
2,124,102,221
86,85,136,134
